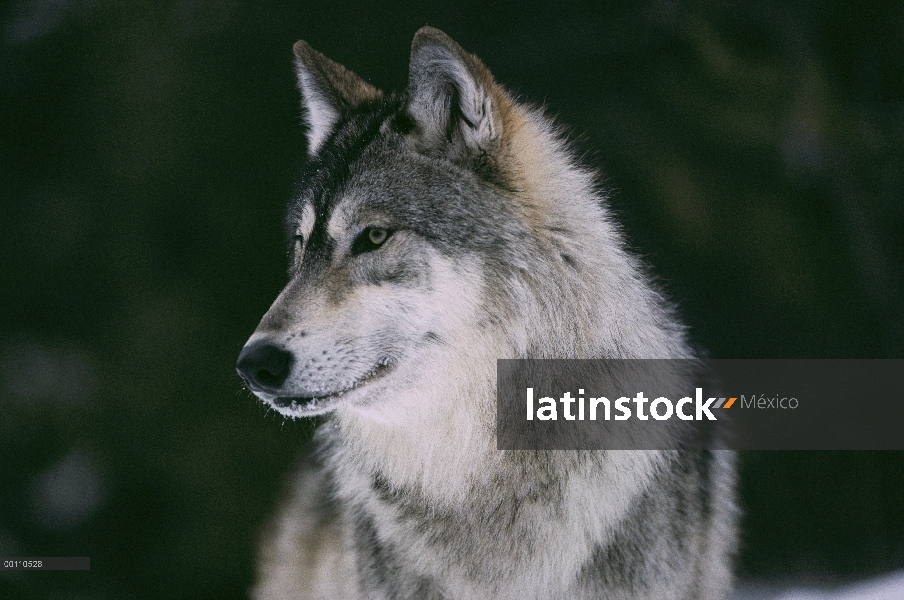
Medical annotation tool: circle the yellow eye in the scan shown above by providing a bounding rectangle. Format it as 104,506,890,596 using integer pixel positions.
368,228,388,245
352,227,394,255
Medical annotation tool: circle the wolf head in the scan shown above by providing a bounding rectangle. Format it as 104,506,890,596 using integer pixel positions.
237,27,689,420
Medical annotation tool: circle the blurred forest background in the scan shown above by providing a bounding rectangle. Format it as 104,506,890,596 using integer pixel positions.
1,1,903,598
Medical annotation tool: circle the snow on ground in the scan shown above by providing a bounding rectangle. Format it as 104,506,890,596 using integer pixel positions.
733,571,904,600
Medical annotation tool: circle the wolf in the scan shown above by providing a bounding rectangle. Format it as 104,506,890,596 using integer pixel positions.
236,26,737,600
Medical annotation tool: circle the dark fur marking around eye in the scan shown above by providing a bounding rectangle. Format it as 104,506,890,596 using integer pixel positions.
391,112,416,135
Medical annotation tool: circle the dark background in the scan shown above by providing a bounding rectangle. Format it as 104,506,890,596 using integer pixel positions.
1,1,902,598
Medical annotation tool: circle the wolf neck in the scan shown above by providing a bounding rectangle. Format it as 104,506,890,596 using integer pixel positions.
329,104,690,499
498,103,694,361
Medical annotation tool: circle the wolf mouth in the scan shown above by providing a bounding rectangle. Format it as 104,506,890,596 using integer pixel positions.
270,359,394,414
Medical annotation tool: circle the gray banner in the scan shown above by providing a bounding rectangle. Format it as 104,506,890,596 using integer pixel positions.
496,359,904,450
1,557,90,570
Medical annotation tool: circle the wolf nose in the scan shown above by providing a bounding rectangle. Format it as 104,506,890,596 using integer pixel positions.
236,342,293,392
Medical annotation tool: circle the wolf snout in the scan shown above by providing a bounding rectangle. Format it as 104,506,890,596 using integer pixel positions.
236,341,293,393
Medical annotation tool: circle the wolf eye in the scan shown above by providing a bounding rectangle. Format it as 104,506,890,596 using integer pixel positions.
288,234,305,272
351,227,393,255
292,233,305,254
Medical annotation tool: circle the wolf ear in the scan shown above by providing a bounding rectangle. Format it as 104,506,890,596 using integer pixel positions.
293,41,383,156
405,27,502,157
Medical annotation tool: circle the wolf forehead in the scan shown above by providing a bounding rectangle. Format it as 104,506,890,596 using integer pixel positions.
285,97,517,258
282,28,552,262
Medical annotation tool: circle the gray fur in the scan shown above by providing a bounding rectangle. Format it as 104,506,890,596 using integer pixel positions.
238,26,738,600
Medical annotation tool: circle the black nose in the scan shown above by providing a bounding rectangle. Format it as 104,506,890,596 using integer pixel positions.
236,341,293,393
